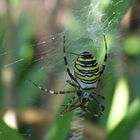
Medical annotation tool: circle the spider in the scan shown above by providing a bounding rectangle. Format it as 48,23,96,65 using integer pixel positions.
29,35,107,117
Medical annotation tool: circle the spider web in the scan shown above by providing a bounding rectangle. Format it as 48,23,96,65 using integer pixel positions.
0,0,125,112
1,0,122,119
0,0,129,139
0,0,119,93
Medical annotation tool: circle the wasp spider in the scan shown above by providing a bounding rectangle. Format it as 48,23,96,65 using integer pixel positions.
29,35,107,117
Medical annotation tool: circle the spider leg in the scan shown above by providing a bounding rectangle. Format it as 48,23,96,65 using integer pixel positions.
80,98,91,114
99,35,108,75
66,80,79,88
61,96,77,116
92,91,105,99
63,36,77,82
89,94,105,117
29,79,76,94
61,96,82,116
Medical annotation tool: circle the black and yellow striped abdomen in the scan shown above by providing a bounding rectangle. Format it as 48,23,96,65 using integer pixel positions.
74,51,100,89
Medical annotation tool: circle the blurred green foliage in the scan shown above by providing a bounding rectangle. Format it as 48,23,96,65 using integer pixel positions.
1,0,140,140
0,119,24,140
123,35,140,56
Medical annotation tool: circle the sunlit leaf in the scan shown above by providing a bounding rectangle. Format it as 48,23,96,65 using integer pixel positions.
106,76,129,132
106,98,140,140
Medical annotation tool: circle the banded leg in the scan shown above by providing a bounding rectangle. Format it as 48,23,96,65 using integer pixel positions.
90,94,105,117
99,35,108,75
66,80,79,88
63,97,90,114
63,36,77,82
92,91,105,99
61,96,83,116
80,98,91,114
29,79,76,94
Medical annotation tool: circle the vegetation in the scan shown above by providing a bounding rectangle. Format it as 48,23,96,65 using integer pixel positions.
1,0,140,140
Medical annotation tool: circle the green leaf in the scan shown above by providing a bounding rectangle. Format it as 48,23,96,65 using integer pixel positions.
44,96,74,140
106,76,129,132
0,118,24,140
106,98,140,140
103,0,132,31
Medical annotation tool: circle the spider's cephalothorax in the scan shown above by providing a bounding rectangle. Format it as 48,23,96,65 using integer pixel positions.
29,35,107,117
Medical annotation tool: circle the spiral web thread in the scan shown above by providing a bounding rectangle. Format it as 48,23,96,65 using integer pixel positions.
69,108,85,140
